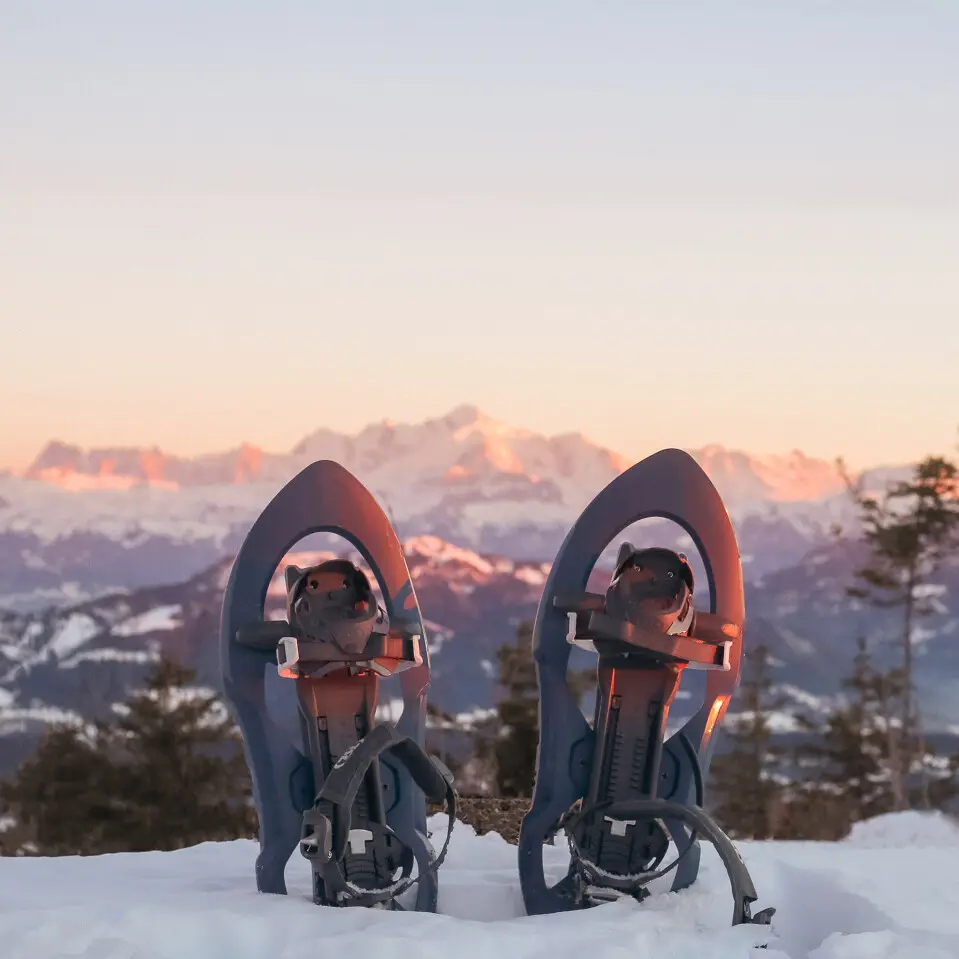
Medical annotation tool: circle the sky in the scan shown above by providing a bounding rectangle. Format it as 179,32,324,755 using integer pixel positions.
1,1,957,473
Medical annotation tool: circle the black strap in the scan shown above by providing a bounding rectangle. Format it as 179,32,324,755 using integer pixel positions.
305,722,456,905
553,729,705,880
562,797,774,927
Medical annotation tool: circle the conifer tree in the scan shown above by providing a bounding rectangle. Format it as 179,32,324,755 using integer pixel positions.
792,635,958,833
0,725,121,855
424,700,465,783
0,658,257,855
475,620,593,797
108,658,258,850
487,621,541,797
792,637,900,830
838,453,959,808
708,644,787,839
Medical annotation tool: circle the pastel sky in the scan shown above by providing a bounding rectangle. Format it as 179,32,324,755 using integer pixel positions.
2,1,957,472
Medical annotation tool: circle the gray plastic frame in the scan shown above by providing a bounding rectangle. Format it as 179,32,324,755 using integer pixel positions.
218,460,437,910
517,448,745,915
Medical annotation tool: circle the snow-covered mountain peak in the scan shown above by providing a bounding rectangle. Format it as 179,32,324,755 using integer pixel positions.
442,403,494,433
689,444,845,505
0,405,914,608
19,406,855,507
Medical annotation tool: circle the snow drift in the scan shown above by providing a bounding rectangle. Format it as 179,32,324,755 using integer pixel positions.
2,811,959,959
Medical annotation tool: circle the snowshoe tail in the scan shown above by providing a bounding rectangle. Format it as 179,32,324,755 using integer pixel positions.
517,448,775,927
219,460,452,912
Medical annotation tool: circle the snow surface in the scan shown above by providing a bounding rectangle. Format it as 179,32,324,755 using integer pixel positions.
60,648,160,669
1,812,958,959
112,605,183,637
47,613,100,659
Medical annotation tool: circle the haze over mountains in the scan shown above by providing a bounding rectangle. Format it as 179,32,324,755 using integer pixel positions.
0,405,911,611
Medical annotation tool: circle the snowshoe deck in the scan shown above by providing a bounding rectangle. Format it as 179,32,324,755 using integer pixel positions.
517,448,775,926
219,460,453,912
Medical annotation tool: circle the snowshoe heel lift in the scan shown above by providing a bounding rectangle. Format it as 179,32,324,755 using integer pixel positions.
517,448,775,927
219,460,454,911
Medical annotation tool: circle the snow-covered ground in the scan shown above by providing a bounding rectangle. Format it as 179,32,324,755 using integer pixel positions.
2,811,958,959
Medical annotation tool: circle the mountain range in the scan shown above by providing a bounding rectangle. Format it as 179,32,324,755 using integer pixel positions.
0,533,956,780
0,405,911,611
0,406,953,780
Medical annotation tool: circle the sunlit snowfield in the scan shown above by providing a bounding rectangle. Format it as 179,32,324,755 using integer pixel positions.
2,811,959,959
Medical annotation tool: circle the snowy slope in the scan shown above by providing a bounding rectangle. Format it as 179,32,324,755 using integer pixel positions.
2,811,959,959
0,534,957,779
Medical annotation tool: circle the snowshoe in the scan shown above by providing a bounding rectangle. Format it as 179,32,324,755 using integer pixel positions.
219,460,455,911
517,448,775,928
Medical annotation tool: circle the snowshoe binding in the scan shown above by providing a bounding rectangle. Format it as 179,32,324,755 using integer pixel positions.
219,460,455,911
517,448,775,928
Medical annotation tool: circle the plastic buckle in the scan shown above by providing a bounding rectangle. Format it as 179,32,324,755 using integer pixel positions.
346,828,374,855
300,809,333,861
565,612,597,652
277,636,300,678
407,631,424,665
718,640,732,670
604,815,637,838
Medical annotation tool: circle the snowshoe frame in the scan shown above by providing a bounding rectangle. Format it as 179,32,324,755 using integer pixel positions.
517,448,774,926
219,460,444,911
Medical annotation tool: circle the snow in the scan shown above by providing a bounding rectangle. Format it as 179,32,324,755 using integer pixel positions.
47,613,100,658
0,703,84,734
112,604,183,637
914,584,947,600
374,698,405,722
726,709,803,735
423,621,452,655
911,626,939,646
61,648,160,669
514,564,550,587
1,811,958,959
0,411,865,561
779,629,817,657
843,810,959,848
112,684,227,721
453,706,497,728
777,684,830,714
913,584,949,618
0,642,26,662
0,582,96,613
406,536,496,575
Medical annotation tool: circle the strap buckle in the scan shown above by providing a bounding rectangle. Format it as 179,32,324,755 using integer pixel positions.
299,809,332,861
